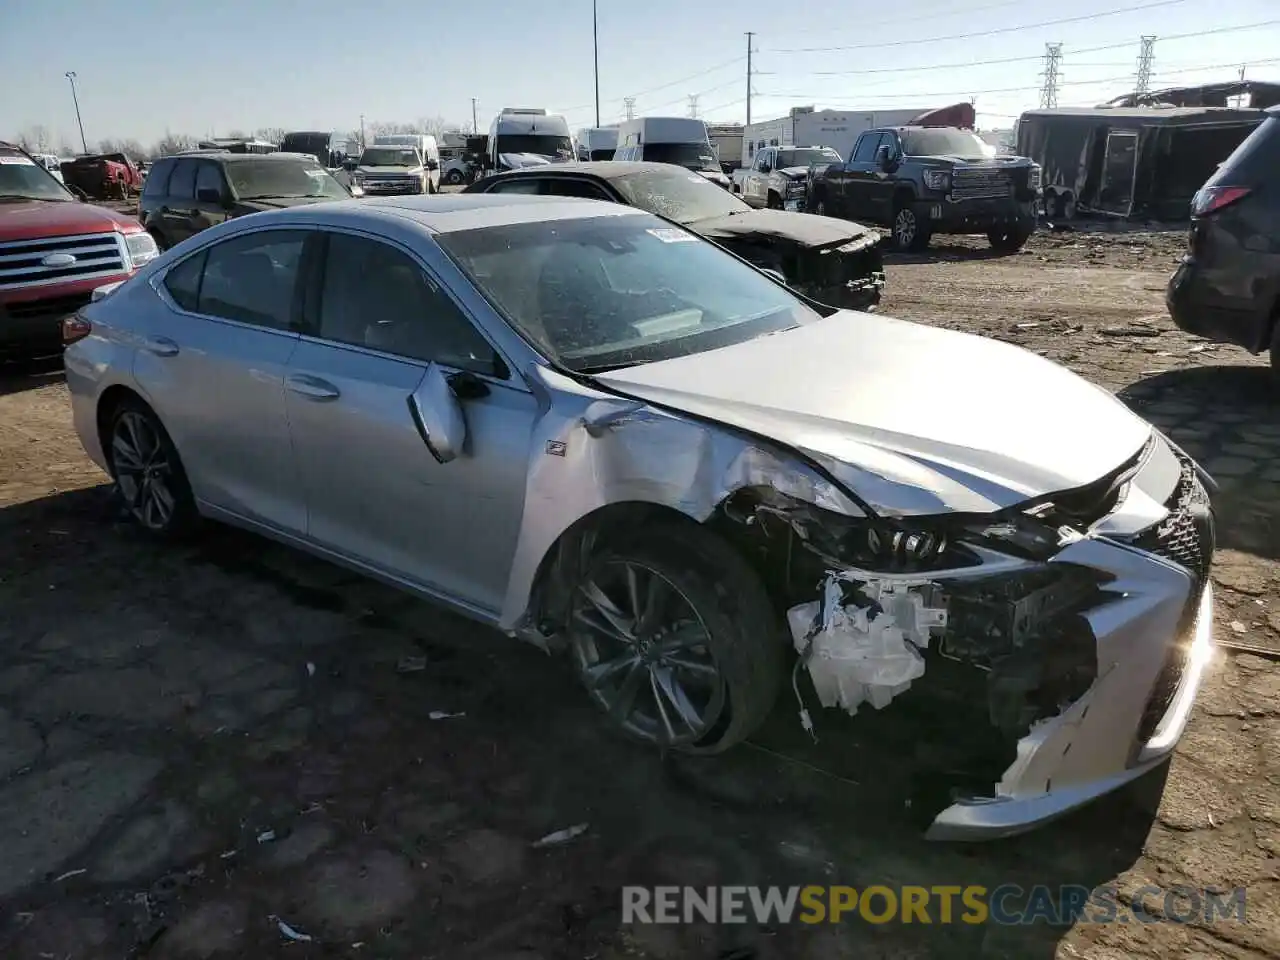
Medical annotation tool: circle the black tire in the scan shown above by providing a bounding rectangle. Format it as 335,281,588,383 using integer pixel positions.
1269,316,1280,390
892,202,931,252
444,169,465,186
767,192,783,210
566,523,784,755
813,196,828,217
105,397,199,539
988,227,1033,253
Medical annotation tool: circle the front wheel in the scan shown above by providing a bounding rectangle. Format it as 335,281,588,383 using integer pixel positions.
106,398,199,538
566,524,784,754
444,169,465,185
892,203,931,251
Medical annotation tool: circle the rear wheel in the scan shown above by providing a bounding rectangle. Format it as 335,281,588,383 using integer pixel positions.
988,226,1033,253
445,169,465,185
106,398,198,539
566,524,784,754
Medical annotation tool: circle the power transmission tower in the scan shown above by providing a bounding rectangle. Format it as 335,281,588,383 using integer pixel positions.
1135,36,1156,93
623,97,636,120
745,31,755,127
1039,43,1063,109
687,94,700,118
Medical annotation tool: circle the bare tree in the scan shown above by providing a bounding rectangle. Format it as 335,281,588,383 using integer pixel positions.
18,125,53,153
254,127,287,146
154,132,197,157
57,139,76,157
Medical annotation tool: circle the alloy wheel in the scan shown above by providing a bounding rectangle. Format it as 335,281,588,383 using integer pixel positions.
894,208,916,246
111,410,177,531
569,558,727,747
815,199,827,216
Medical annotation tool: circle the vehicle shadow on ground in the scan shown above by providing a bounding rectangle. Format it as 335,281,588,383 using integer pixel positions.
0,486,1159,958
1120,364,1280,563
882,242,1010,266
0,357,64,398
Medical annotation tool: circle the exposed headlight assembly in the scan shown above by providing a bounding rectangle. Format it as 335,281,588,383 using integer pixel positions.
123,231,159,268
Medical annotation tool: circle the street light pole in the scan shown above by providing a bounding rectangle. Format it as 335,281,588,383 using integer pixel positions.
472,98,478,134
593,0,600,127
65,71,87,154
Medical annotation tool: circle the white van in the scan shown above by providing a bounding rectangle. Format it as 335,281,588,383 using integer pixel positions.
575,126,619,161
612,117,731,187
369,134,441,192
486,108,574,174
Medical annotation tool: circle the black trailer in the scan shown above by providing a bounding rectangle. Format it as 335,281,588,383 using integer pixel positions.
1016,105,1265,221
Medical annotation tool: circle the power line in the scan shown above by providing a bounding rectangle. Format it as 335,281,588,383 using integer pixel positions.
763,73,1141,103
769,0,1188,53
687,94,700,119
766,0,1029,37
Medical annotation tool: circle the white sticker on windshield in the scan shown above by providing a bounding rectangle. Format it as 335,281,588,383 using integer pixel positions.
0,156,36,165
646,227,697,244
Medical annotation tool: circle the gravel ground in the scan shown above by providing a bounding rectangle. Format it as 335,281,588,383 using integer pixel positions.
1,221,1279,960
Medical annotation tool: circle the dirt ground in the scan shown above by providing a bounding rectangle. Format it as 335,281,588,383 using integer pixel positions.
1,221,1279,960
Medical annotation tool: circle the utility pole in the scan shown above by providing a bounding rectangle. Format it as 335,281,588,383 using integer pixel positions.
359,114,366,151
1039,43,1063,109
471,99,478,134
592,0,601,128
687,94,700,119
1135,36,1156,94
745,32,755,128
65,71,87,154
623,97,636,120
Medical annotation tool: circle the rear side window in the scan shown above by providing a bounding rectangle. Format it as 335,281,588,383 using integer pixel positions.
194,162,225,199
142,160,171,197
1205,116,1280,188
167,159,197,201
542,178,613,200
198,230,307,329
163,250,206,311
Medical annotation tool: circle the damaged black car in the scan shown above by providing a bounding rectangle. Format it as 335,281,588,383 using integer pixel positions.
463,160,885,311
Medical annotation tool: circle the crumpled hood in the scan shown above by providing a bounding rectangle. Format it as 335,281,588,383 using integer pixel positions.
776,165,812,180
692,208,877,250
0,199,140,242
594,312,1151,517
499,152,555,169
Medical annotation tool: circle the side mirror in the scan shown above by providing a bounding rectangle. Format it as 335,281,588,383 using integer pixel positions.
875,144,894,171
409,363,467,463
426,158,439,171
196,187,224,204
342,159,358,172
759,163,772,174
761,268,787,285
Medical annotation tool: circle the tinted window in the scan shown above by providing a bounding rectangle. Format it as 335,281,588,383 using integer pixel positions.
194,162,225,198
142,159,172,198
852,133,882,163
163,250,206,312
489,179,543,195
168,159,198,200
225,159,349,200
776,148,841,168
437,214,824,373
900,128,987,158
1205,116,1279,187
317,234,497,373
542,178,613,200
198,230,306,329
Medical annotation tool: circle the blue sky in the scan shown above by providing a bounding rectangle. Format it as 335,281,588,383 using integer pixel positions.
1,0,1277,151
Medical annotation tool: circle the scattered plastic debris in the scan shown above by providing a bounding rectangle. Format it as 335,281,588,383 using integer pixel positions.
533,823,589,848
257,829,276,844
428,710,465,720
1231,621,1247,635
396,656,428,673
1100,326,1162,337
52,868,86,883
306,662,316,677
219,849,237,859
275,918,313,942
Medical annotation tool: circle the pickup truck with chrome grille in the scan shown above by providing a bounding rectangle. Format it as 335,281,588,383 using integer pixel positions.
0,141,158,360
806,125,1041,253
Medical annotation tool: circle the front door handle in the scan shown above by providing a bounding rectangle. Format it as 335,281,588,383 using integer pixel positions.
142,336,179,357
285,374,341,401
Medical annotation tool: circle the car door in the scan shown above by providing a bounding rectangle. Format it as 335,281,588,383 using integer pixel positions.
842,132,884,222
158,158,200,245
867,131,903,224
133,228,309,532
746,148,772,206
284,229,538,615
191,161,231,236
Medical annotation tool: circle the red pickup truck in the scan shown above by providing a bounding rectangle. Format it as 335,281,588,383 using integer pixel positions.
1,141,159,360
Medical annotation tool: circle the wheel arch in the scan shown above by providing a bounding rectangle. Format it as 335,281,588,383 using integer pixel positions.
892,185,917,208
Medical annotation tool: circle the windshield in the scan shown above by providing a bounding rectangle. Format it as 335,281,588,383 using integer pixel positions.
776,148,841,169
227,160,350,200
0,152,74,202
901,129,990,158
641,142,718,171
589,148,615,161
436,214,820,372
497,134,574,160
613,168,748,223
359,148,420,167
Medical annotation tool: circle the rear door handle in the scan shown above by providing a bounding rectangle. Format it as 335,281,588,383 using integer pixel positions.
286,374,341,401
142,336,179,357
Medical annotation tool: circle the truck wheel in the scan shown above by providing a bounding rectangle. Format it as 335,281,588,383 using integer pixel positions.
813,196,828,216
565,522,784,755
445,169,465,185
892,203,931,252
988,227,1033,253
767,192,783,210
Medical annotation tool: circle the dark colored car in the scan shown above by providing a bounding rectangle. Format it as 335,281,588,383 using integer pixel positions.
1167,106,1280,379
808,126,1041,252
464,161,884,311
139,151,350,250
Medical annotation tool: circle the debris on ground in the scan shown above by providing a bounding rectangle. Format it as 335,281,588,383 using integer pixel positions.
274,918,313,942
396,656,428,673
428,710,465,720
532,823,589,848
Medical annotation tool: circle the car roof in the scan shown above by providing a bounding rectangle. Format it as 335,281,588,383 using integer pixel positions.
276,193,649,234
159,152,311,163
486,160,699,182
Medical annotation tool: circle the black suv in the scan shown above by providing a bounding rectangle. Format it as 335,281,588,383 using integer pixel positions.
807,126,1041,252
139,151,350,250
1167,106,1280,380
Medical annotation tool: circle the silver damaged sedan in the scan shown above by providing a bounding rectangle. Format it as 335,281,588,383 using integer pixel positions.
64,194,1216,840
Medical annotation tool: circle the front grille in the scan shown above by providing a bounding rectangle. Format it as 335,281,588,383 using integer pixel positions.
4,291,92,320
952,167,1013,201
362,178,420,194
0,232,127,291
1127,455,1215,742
